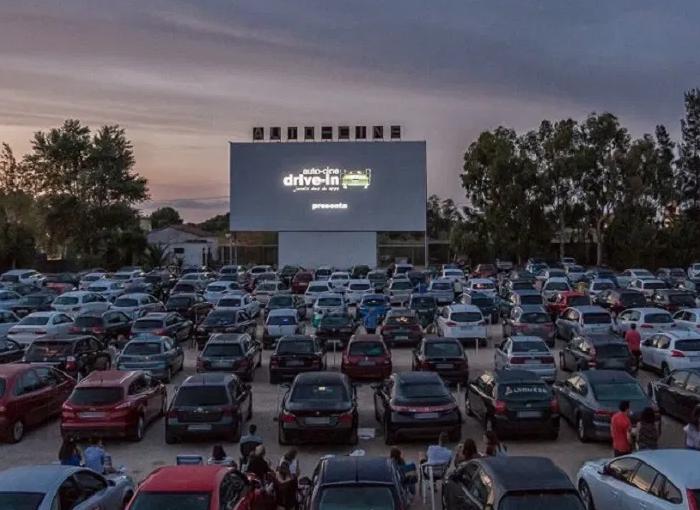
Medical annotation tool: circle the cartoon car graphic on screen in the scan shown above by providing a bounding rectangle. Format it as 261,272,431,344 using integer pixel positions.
341,169,372,189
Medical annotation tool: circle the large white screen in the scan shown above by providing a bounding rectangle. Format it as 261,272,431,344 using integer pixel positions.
278,232,377,269
229,141,427,231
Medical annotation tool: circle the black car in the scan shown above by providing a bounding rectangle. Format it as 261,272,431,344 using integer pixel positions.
559,334,635,374
68,310,134,348
269,335,325,384
23,335,112,379
442,456,585,510
459,291,498,323
411,336,469,385
165,293,212,323
197,333,262,381
195,309,256,350
305,456,411,510
9,293,55,318
649,289,697,313
466,369,559,439
165,373,252,443
264,293,307,320
314,312,358,351
276,371,358,445
595,289,647,315
0,337,24,364
119,283,157,297
553,370,659,442
648,368,700,424
279,265,302,286
373,371,462,444
130,312,193,343
170,281,205,295
379,309,422,347
350,265,371,279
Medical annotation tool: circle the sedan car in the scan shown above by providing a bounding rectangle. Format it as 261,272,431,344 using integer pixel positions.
117,335,185,382
111,293,165,319
576,450,700,510
314,312,358,351
6,311,75,345
196,333,262,381
553,370,659,442
195,309,256,350
252,281,287,305
379,308,423,347
0,465,135,510
356,293,391,320
276,371,358,445
68,310,133,347
263,309,304,349
87,280,124,301
436,304,487,346
373,371,461,444
130,312,193,344
650,289,697,313
215,292,260,317
203,280,242,304
24,335,112,378
428,278,456,306
50,291,111,315
268,335,325,384
555,306,613,341
648,368,700,425
264,293,307,320
411,336,469,385
493,336,556,383
165,293,213,323
560,334,635,373
9,293,55,318
595,289,648,316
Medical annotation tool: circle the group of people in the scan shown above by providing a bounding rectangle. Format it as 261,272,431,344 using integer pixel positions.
58,435,116,474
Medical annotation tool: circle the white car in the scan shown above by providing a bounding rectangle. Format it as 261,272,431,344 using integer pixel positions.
304,281,333,306
87,280,124,300
110,293,165,318
178,272,212,285
393,264,413,275
535,268,567,287
345,279,372,305
111,270,145,284
0,269,45,289
688,263,700,279
640,330,700,375
387,279,414,305
617,268,656,288
587,279,616,297
436,304,487,345
541,278,572,300
465,278,497,298
612,307,677,340
672,308,700,331
312,293,347,317
50,291,111,315
441,269,467,284
328,272,351,289
215,292,260,317
203,281,242,303
253,281,286,305
628,278,668,298
429,279,455,305
263,308,303,348
79,272,107,290
314,266,334,281
250,265,274,277
6,311,74,345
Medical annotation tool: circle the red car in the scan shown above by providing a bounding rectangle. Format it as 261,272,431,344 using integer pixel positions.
341,334,392,381
545,291,591,318
0,364,76,443
127,465,262,510
291,272,313,294
61,370,167,442
473,264,497,278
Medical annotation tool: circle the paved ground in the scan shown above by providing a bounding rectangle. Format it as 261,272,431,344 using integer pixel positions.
0,321,685,486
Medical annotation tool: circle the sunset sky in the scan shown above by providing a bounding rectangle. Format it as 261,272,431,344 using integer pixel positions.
1,1,698,222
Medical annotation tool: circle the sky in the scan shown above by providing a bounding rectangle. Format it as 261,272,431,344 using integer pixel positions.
1,0,699,222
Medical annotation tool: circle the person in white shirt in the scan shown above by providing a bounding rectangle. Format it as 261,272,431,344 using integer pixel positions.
420,431,452,479
683,406,700,450
278,447,300,477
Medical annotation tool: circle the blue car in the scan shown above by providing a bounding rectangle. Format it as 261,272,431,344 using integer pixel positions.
116,334,185,382
0,465,135,510
357,294,390,319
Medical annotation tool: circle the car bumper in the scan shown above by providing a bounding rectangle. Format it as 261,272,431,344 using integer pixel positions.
262,336,282,348
389,295,411,304
61,421,133,439
382,332,422,346
166,419,236,438
269,366,319,380
389,418,461,439
429,369,470,385
341,364,392,380
493,416,559,436
280,422,354,443
503,365,556,382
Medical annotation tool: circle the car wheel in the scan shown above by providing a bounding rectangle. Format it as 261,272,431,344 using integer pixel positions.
10,420,24,443
662,363,671,377
131,416,145,442
579,480,596,510
576,415,589,442
164,367,172,384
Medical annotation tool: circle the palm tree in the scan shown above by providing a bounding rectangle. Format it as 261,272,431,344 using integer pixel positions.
142,243,170,269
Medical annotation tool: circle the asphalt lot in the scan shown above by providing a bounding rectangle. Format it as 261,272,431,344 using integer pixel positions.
0,321,685,484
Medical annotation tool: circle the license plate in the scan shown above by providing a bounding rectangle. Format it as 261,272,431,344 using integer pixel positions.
395,335,408,339
524,359,541,364
436,363,453,369
287,360,304,367
517,411,542,418
419,309,429,313
212,361,233,368
359,361,376,366
415,412,439,419
79,412,106,418
188,424,212,432
305,417,331,425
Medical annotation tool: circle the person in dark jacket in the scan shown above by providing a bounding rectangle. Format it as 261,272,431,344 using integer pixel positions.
363,310,379,334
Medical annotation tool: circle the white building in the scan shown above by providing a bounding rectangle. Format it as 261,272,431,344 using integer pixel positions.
146,225,219,267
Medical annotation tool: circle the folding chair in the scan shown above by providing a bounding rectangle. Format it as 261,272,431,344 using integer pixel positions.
419,461,451,510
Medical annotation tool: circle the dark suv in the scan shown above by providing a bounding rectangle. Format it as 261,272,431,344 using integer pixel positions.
165,373,253,443
559,334,634,373
69,310,133,347
23,335,112,379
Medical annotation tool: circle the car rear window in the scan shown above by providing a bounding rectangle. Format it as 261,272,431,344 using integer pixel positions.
204,312,237,324
349,283,370,291
498,492,585,510
645,313,673,323
520,295,543,305
391,281,413,290
669,294,696,305
315,269,332,277
595,343,630,357
582,313,612,324
348,341,385,356
411,297,437,307
544,282,570,291
675,339,700,352
73,316,104,327
267,315,297,326
167,297,193,307
397,381,448,399
549,270,566,278
134,319,164,329
277,340,314,354
521,313,550,324
114,298,139,307
592,382,646,401
368,273,386,281
172,284,196,293
499,383,551,400
19,295,49,306
431,282,452,290
471,297,494,307
290,383,349,402
511,340,548,353
174,386,229,406
450,312,482,323
129,492,211,510
317,297,342,307
203,343,244,357
568,296,591,306
425,342,462,357
0,492,45,510
123,343,162,355
320,315,352,327
318,487,394,510
218,298,242,307
257,283,277,291
18,315,50,326
270,296,293,307
308,285,330,293
89,286,108,292
26,342,71,359
644,281,667,289
591,281,615,290
620,293,647,306
53,296,79,305
568,266,584,273
69,387,124,405
207,285,226,293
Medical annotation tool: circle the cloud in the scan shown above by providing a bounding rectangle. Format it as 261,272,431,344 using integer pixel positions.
1,0,699,222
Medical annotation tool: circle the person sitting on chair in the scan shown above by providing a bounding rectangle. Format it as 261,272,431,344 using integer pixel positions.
419,432,452,477
240,424,263,470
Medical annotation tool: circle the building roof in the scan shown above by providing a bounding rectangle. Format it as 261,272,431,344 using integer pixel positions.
148,224,217,239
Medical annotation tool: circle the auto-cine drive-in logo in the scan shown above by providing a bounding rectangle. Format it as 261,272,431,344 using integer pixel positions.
283,167,372,192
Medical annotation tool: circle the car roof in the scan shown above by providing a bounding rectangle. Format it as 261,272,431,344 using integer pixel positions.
395,371,441,384
207,333,246,343
318,456,396,485
294,371,347,385
570,306,609,313
181,373,235,386
268,308,297,316
493,369,543,383
477,456,573,492
24,311,63,318
630,307,672,314
629,450,700,486
579,369,636,383
513,289,541,296
423,336,459,344
0,465,83,492
79,370,140,386
349,334,382,343
140,465,231,492
516,305,547,313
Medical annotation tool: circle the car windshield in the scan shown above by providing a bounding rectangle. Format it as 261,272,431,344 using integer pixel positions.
444,270,463,277
318,487,394,510
320,315,352,327
26,342,71,358
568,266,584,273
549,270,566,278
114,298,139,307
69,387,124,405
73,317,103,327
330,274,349,281
53,296,79,305
290,383,349,402
0,493,46,510
218,298,242,307
362,297,387,306
134,319,164,329
123,343,162,355
129,492,212,510
568,296,591,306
348,341,385,356
450,312,482,323
431,282,452,291
204,312,237,325
349,283,370,290
316,269,332,277
498,492,585,510
368,273,386,282
207,285,226,292
512,282,534,290
398,381,448,399
592,382,646,401
270,296,293,307
592,281,615,290
174,386,228,406
645,313,673,324
317,298,342,307
203,344,243,357
277,340,314,354
19,295,48,306
521,313,550,324
267,315,297,326
596,344,630,357
173,284,196,293
544,282,570,291
520,295,543,305
18,315,50,326
309,286,330,293
675,339,700,352
583,313,611,324
669,294,696,305
643,281,667,289
167,297,193,307
670,269,685,277
499,384,551,400
392,281,413,290
425,342,462,357
511,340,548,353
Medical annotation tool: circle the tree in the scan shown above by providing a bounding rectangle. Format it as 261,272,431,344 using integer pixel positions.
677,89,700,214
142,243,170,269
197,212,229,233
150,207,183,229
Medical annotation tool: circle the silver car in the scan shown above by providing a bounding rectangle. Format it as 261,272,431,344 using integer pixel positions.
0,290,22,310
555,306,613,342
312,292,347,317
612,307,676,340
87,280,124,300
541,278,572,300
640,330,700,376
253,281,286,305
0,309,20,336
429,278,455,305
587,278,616,298
111,292,165,319
203,280,242,304
388,279,414,305
304,281,333,306
494,335,557,382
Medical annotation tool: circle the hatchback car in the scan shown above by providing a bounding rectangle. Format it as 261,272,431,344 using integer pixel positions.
341,334,392,381
465,278,497,298
0,291,25,311
304,281,333,306
61,370,166,441
196,333,262,381
640,330,700,376
328,272,351,289
650,289,697,313
24,335,112,379
263,309,303,349
411,336,469,385
556,306,613,341
165,373,252,443
117,335,185,382
0,337,24,364
595,288,648,315
587,278,617,298
276,371,358,445
673,308,700,331
215,292,260,317
379,309,422,347
499,289,544,317
264,293,307,320
87,280,124,301
493,336,556,382
387,279,414,306
541,278,573,299
459,291,497,324
373,371,461,444
130,312,193,344
268,335,325,384
9,293,55,318
436,305,487,346
502,305,555,346
648,368,700,425
560,334,634,373
110,293,165,319
51,291,111,315
164,293,213,323
356,293,391,320
203,281,241,304
612,307,677,340
629,278,668,298
314,312,358,351
195,309,256,350
291,271,313,294
0,310,19,337
428,278,456,305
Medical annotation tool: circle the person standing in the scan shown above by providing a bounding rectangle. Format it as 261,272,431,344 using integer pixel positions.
363,309,379,334
635,407,659,450
624,324,642,370
611,400,634,456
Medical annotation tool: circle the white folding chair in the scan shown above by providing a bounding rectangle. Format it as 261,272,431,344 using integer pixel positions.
419,461,451,510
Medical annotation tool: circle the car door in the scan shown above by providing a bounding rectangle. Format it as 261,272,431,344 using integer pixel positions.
34,366,70,415
135,374,159,422
595,457,642,510
12,368,49,425
555,375,580,421
652,335,672,370
71,469,111,510
114,311,133,337
373,378,392,423
469,373,491,419
562,339,579,369
615,309,635,336
494,339,510,369
166,314,185,341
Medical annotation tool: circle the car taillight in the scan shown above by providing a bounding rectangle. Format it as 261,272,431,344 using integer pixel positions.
550,399,559,413
687,490,699,510
281,411,296,424
594,409,615,418
589,348,597,366
68,327,80,333
542,356,555,364
417,357,431,369
515,324,528,330
61,404,76,417
167,408,177,418
221,407,235,416
444,321,457,327
671,350,686,358
457,360,469,369
338,412,353,423
154,329,167,335
494,400,507,414
65,356,77,370
270,357,279,367
382,357,391,365
92,327,106,334
311,358,321,368
640,324,654,329
34,330,47,335
509,357,525,364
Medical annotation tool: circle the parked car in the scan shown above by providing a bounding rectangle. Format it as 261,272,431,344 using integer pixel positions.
264,293,307,320
24,335,112,378
411,336,469,385
51,291,111,315
130,312,193,344
672,308,700,331
68,310,133,347
291,271,313,294
111,293,165,319
312,293,348,327
268,335,325,384
611,307,677,340
650,289,697,313
215,292,260,317
0,337,24,364
546,291,591,318
436,304,487,347
640,330,700,376
648,368,700,424
304,281,333,306
263,309,304,349
559,334,635,374
87,280,125,301
203,281,242,304
595,288,648,316
493,336,557,383
356,294,391,320
341,334,392,381
502,305,556,346
117,335,185,382
379,308,422,347
0,290,22,310
0,310,20,338
165,293,213,324
6,311,75,346
555,306,613,342
459,291,498,323
196,333,262,381
195,309,256,350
